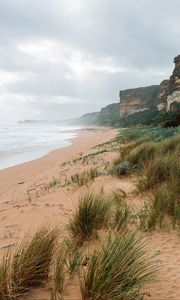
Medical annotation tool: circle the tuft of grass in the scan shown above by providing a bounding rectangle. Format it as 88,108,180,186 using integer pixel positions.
71,173,85,186
0,250,13,300
12,227,58,295
161,134,180,154
63,238,82,278
125,141,158,167
137,202,152,231
136,158,170,192
48,177,61,189
71,168,101,187
136,151,180,192
114,205,131,230
50,238,81,299
148,180,180,230
50,250,66,300
80,231,157,300
0,226,58,299
68,192,111,244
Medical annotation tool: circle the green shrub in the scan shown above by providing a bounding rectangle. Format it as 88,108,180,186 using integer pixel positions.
111,161,130,176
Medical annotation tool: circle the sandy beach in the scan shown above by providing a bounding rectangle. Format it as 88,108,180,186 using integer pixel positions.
0,127,117,231
0,126,180,300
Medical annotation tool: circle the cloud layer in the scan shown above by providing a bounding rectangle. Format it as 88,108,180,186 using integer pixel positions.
0,0,180,123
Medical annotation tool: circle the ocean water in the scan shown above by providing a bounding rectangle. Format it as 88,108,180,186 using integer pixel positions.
0,123,80,170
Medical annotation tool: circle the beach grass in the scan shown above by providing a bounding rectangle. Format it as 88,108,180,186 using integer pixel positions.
68,192,112,244
0,226,58,299
71,168,102,187
80,231,157,300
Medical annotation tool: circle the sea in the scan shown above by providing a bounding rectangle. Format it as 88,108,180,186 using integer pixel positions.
0,123,81,170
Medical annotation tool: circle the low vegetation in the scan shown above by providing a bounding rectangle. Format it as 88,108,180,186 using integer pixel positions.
112,126,180,230
50,249,66,300
68,192,112,244
80,231,157,300
71,167,101,187
0,226,58,299
1,125,179,299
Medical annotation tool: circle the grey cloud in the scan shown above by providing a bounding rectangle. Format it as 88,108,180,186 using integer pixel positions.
0,0,179,123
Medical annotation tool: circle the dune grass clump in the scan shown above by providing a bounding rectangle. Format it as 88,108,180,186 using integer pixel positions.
12,227,58,295
0,227,58,299
137,201,152,231
137,150,180,192
160,134,180,154
113,127,180,230
68,192,111,244
148,180,180,230
110,190,132,230
50,250,66,300
80,231,157,300
119,140,143,161
71,168,101,187
125,141,158,167
63,238,82,278
136,157,171,192
114,205,131,230
50,238,82,300
71,172,87,186
0,251,13,300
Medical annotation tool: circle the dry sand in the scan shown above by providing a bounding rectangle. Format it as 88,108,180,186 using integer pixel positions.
0,126,179,300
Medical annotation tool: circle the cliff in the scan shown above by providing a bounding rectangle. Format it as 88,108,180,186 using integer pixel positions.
119,85,160,118
120,54,180,119
157,55,180,112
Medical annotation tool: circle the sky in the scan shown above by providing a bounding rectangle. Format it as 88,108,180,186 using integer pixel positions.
0,0,180,124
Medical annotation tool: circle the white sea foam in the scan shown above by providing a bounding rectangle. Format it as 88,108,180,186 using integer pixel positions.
0,123,81,170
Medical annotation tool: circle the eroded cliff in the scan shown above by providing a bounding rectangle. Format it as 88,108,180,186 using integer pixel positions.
120,54,180,118
157,55,180,113
119,85,160,118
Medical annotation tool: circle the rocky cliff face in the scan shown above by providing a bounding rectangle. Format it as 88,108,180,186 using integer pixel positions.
119,85,160,118
157,80,169,111
157,55,180,112
120,54,180,118
165,55,180,112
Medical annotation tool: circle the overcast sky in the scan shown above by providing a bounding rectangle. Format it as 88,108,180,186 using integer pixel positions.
0,0,179,124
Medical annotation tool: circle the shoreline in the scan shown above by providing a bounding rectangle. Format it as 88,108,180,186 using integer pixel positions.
0,126,81,171
0,126,117,207
0,126,118,255
0,126,116,173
